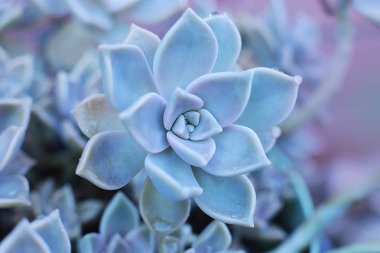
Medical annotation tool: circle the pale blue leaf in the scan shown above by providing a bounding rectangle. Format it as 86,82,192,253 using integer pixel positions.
100,192,139,240
256,127,281,152
71,94,124,138
125,226,155,253
205,13,241,72
163,88,203,130
167,131,215,167
186,71,253,127
145,149,203,200
236,67,301,130
124,25,161,70
0,175,29,207
106,234,130,253
119,93,169,153
202,125,270,177
30,210,71,253
193,168,256,227
99,44,157,110
0,220,51,253
78,233,104,253
140,178,191,235
76,130,146,190
0,126,26,173
192,221,231,252
153,9,217,99
190,109,222,141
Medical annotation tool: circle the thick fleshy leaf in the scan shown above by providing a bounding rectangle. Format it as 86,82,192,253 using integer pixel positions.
76,130,146,190
145,149,203,200
100,192,139,240
167,131,215,167
124,0,187,24
172,115,189,139
78,199,104,223
65,0,112,29
119,93,169,153
106,234,131,253
0,98,31,132
205,13,241,72
31,210,71,253
153,9,217,99
140,178,191,235
202,125,270,177
236,67,301,130
193,168,256,227
0,220,51,253
78,233,104,253
354,0,380,26
125,226,155,253
0,175,29,207
186,71,253,127
71,94,124,138
0,151,34,176
256,127,281,152
184,111,200,126
99,44,157,110
0,126,26,172
163,88,203,130
192,221,231,252
190,109,222,141
158,236,182,253
99,0,138,12
124,25,161,70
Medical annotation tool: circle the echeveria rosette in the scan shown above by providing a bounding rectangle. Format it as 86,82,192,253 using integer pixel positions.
78,192,155,253
0,210,71,253
0,97,34,208
72,9,301,230
31,180,103,239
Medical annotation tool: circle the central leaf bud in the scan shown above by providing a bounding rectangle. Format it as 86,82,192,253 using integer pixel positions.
171,110,200,140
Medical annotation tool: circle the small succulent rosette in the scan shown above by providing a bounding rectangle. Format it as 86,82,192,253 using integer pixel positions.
31,179,103,239
239,0,324,84
53,51,101,148
0,210,71,253
0,97,34,208
160,221,245,253
72,8,301,232
78,192,155,253
44,0,188,70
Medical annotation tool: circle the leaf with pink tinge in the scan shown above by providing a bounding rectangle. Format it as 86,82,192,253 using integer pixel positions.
167,131,215,167
119,93,169,153
76,130,146,190
145,149,203,200
202,125,270,177
153,9,217,99
140,178,190,235
193,168,256,227
99,44,157,110
186,71,253,127
71,94,124,138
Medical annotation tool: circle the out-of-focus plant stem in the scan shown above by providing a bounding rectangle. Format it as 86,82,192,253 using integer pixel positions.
325,242,380,253
281,0,353,135
269,147,320,253
268,169,380,253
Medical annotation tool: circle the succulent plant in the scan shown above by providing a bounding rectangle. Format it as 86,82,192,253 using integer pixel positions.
0,210,71,253
72,8,301,232
0,97,33,208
